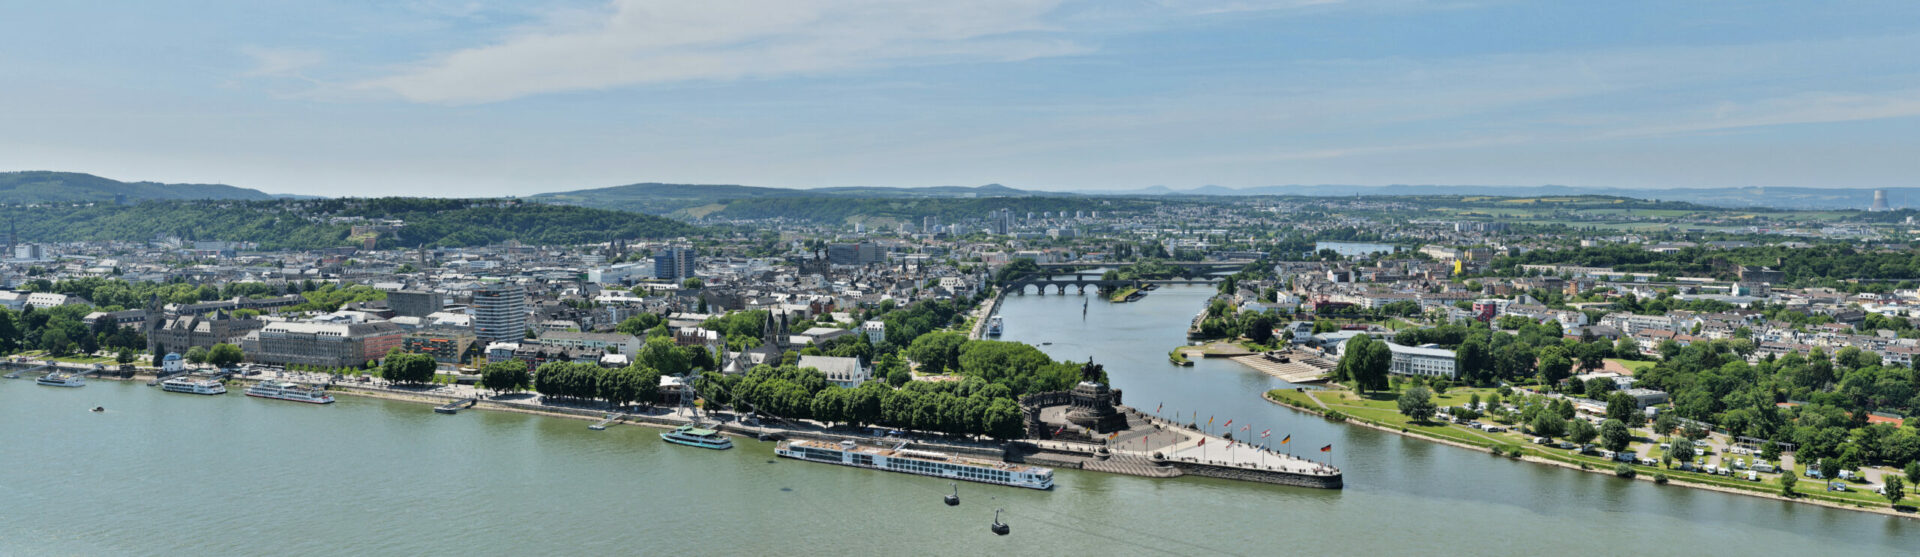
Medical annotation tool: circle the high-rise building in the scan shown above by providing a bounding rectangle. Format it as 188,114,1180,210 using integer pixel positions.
653,246,697,280
922,216,940,234
471,283,528,343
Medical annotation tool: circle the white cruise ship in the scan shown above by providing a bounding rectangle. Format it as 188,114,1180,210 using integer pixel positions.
987,315,1004,337
161,377,227,395
36,372,85,388
776,439,1054,490
244,381,334,404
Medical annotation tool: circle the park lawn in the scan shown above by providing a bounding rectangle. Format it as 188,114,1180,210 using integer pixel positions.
1273,389,1907,510
1609,359,1655,373
1108,287,1140,302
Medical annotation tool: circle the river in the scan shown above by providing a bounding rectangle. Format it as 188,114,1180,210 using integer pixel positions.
2,286,1914,555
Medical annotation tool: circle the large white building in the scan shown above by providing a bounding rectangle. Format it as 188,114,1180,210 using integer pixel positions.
1384,342,1458,379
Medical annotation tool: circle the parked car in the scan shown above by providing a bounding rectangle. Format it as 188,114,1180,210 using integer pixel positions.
1746,471,1759,481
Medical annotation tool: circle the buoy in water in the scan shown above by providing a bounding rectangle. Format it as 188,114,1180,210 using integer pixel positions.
944,482,960,506
990,508,1010,536
91,406,104,413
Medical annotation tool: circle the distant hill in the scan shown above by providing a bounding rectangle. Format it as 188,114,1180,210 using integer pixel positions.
528,181,1065,216
0,171,278,204
1082,183,1909,210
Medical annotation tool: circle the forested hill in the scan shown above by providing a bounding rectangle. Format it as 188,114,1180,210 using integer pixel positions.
5,198,703,250
0,171,278,203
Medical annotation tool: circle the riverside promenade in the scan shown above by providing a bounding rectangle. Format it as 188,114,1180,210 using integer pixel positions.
1025,407,1342,488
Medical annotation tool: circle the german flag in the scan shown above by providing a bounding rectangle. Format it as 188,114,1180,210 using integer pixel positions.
1280,435,1290,445
1320,444,1333,452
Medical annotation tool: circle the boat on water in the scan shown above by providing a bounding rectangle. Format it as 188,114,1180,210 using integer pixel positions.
36,372,85,388
987,315,1004,337
161,377,227,395
776,439,1055,490
661,424,734,449
244,381,334,404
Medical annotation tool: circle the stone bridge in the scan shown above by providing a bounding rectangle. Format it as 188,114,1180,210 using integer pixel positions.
1002,276,1222,295
1035,260,1257,273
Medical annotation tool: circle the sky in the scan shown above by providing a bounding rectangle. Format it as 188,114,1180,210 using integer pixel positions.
3,0,1918,197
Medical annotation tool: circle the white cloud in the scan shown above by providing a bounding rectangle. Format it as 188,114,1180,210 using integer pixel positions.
357,0,1085,103
241,46,326,79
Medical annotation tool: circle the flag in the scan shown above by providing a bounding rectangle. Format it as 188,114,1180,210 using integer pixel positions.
1208,416,1214,425
1108,431,1119,440
1223,419,1233,429
1281,435,1291,444
1320,444,1333,452
1241,424,1251,432
1260,429,1272,438
1156,402,1162,413
1053,426,1066,436
1197,438,1206,446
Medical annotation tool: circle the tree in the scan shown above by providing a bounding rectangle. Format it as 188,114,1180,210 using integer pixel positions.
1245,314,1275,344
1885,475,1905,507
1600,419,1631,453
184,346,208,365
1780,470,1798,497
1537,349,1572,386
906,332,967,375
1668,438,1695,465
1653,412,1678,436
115,349,134,366
480,360,531,394
1568,419,1599,445
1531,412,1567,439
1337,335,1390,393
1398,385,1436,423
1762,440,1783,463
615,314,664,336
1605,392,1641,426
682,277,705,289
206,343,244,368
380,349,437,384
639,336,691,377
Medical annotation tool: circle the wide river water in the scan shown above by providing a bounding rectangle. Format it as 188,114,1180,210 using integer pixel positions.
3,285,1915,555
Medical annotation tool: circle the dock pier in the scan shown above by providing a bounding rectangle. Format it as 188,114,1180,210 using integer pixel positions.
434,397,478,414
589,413,624,430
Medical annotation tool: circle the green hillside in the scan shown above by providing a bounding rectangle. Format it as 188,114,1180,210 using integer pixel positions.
0,171,276,203
5,198,702,250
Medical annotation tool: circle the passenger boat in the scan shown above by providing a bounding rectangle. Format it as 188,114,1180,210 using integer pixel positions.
244,380,334,404
776,439,1054,490
661,424,733,450
36,372,85,388
987,315,1004,337
161,377,227,395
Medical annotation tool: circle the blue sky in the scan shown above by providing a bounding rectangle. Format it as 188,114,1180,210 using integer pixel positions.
3,1,1917,196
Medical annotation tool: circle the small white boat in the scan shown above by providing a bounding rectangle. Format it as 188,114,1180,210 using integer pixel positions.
36,372,85,388
987,315,1004,337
